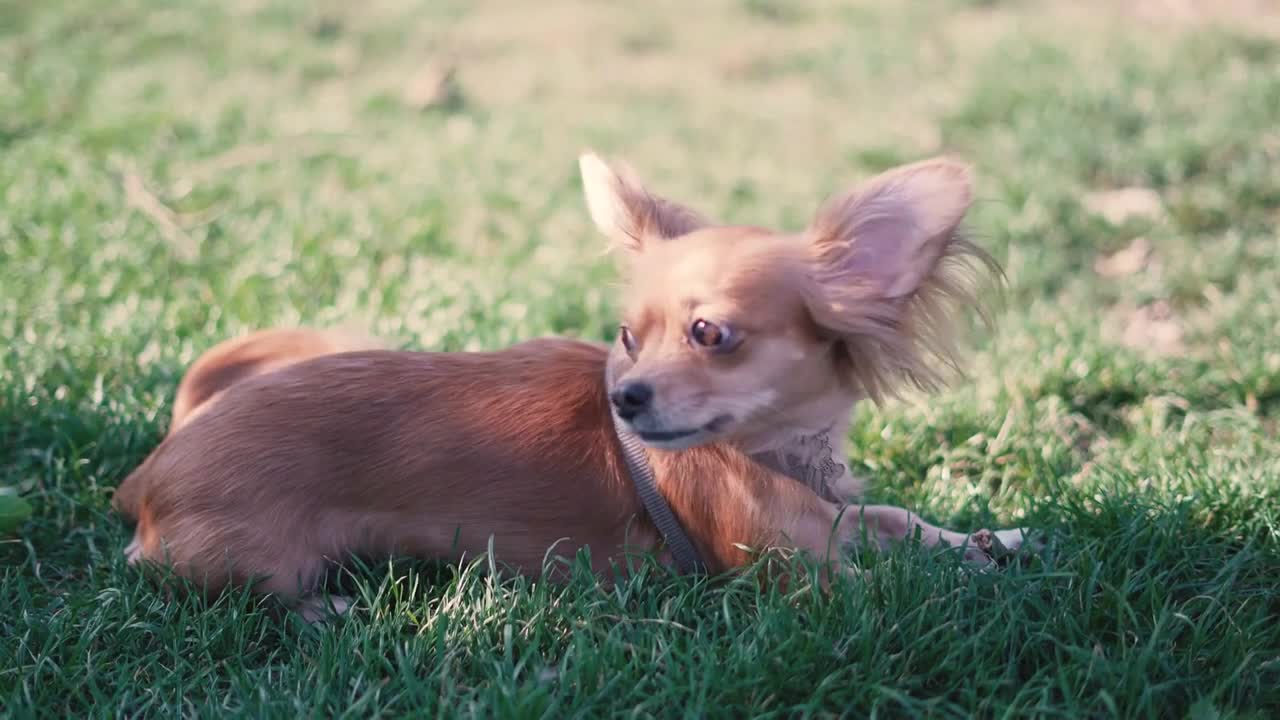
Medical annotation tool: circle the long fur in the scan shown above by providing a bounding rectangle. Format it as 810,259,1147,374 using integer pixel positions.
807,229,1002,403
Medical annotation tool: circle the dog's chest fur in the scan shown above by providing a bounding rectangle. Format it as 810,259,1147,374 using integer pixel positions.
751,428,863,504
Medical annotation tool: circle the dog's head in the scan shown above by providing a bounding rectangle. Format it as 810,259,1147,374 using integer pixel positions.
580,152,998,452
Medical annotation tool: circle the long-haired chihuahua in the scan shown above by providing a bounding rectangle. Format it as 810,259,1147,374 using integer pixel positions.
114,153,1034,618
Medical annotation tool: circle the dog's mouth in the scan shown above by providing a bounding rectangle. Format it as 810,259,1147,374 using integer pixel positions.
634,414,733,446
636,428,697,443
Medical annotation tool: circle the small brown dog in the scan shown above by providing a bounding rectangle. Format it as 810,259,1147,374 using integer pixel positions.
115,153,1032,617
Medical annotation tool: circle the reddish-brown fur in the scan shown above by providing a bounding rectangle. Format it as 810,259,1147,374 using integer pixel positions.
113,327,386,524
170,327,386,432
115,153,1035,612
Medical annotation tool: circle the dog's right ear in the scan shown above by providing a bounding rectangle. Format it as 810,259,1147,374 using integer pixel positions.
579,152,707,252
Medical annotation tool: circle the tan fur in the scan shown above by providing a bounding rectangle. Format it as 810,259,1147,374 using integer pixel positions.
116,154,1034,610
597,159,1000,455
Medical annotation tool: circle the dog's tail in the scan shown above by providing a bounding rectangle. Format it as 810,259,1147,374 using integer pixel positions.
113,327,387,522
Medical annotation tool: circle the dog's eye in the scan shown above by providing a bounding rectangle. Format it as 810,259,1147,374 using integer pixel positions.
690,319,731,348
619,325,637,353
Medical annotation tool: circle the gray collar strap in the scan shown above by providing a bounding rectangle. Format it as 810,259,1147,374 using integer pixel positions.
612,414,706,575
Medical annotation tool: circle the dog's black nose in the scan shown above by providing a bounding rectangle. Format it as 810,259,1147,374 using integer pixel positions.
610,381,653,419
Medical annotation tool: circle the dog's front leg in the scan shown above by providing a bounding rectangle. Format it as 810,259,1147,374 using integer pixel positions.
820,504,1032,566
664,453,1034,581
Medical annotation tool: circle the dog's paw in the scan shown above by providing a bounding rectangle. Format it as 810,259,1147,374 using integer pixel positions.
967,528,1044,568
295,594,354,623
123,536,142,563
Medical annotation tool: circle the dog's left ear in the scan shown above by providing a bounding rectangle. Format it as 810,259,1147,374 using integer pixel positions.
579,152,708,252
805,158,993,399
808,158,973,299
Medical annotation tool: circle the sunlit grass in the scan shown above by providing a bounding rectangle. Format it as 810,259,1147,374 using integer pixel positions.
3,0,1279,715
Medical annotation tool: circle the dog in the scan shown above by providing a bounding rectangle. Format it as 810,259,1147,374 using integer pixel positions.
114,153,1032,618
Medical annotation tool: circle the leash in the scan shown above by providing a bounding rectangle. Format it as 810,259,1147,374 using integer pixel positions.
611,413,706,575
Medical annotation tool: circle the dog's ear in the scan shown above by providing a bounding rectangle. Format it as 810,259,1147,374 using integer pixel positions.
804,158,996,400
579,152,708,252
808,158,973,299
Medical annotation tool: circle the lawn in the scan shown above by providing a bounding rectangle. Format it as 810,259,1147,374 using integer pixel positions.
3,0,1280,716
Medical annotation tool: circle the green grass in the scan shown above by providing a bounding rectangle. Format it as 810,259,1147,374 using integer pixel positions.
3,0,1280,716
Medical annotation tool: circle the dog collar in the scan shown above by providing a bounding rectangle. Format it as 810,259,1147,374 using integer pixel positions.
611,413,706,575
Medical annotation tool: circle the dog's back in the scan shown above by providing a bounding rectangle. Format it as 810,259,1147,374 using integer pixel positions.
171,327,386,432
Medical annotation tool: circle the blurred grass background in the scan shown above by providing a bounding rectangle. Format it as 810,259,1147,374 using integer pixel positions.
2,0,1280,716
